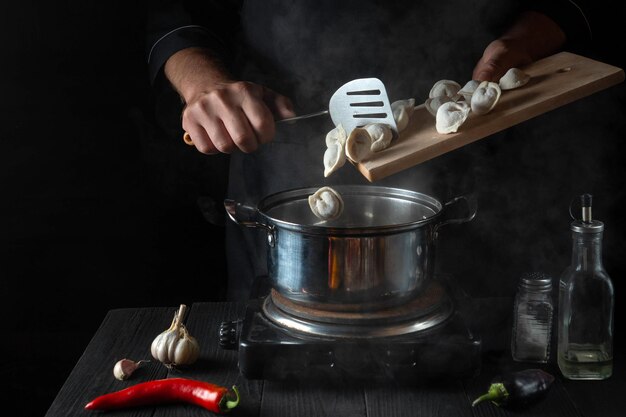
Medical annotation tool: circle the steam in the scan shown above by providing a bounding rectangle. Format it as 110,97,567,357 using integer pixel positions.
225,0,626,307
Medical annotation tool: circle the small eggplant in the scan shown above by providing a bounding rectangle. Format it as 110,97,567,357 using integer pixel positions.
472,369,555,408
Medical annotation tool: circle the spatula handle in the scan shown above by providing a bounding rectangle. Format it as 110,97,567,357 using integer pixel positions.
277,110,329,123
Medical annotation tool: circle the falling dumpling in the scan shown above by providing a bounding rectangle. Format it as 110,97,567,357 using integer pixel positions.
325,124,347,147
499,68,530,90
323,141,346,177
365,123,393,152
308,186,344,221
470,81,501,115
436,101,471,134
428,80,462,99
391,98,416,132
345,127,373,162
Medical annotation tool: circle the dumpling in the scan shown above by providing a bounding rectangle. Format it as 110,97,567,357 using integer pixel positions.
308,187,344,221
345,127,373,162
391,98,416,132
365,123,393,152
470,81,501,115
436,101,471,134
323,141,346,177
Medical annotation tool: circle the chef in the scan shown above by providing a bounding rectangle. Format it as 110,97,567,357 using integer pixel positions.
146,0,598,301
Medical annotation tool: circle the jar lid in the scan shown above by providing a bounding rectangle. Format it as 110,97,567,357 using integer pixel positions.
520,272,552,292
571,219,604,233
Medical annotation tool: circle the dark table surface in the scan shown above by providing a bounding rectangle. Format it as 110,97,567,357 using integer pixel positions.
45,300,623,417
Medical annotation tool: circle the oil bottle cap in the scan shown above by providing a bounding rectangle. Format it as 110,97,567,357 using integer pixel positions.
570,193,604,233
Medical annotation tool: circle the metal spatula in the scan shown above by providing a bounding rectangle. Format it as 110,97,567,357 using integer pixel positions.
278,78,398,134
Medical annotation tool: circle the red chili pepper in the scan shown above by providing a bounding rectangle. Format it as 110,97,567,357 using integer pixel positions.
85,378,239,414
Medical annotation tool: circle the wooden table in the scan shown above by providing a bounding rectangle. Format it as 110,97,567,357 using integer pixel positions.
45,301,623,417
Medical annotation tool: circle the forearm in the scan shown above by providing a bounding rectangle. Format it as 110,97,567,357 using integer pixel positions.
164,47,235,104
499,11,566,62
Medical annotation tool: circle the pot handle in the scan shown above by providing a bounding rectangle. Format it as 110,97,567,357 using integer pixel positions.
434,195,477,233
224,199,270,230
224,199,276,246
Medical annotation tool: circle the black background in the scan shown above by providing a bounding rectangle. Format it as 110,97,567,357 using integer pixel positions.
1,2,624,416
1,1,229,415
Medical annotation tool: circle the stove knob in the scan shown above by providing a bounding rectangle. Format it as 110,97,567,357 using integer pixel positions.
219,320,240,350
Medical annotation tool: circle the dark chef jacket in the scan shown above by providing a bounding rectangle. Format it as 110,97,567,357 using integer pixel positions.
145,0,606,301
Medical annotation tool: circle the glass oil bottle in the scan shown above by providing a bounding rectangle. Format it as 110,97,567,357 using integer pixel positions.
557,194,614,380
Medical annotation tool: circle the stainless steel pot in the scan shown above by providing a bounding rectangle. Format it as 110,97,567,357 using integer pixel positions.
225,185,476,311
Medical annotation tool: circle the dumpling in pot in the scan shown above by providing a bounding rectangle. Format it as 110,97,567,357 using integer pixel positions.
308,187,344,221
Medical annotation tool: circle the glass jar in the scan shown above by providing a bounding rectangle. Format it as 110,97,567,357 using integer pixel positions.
511,272,553,363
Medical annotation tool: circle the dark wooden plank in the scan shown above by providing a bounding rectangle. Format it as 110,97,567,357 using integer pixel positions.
260,381,366,417
365,380,473,417
45,307,174,417
153,302,263,417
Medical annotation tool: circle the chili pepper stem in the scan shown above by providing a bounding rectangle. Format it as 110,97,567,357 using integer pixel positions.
472,382,509,407
220,385,240,412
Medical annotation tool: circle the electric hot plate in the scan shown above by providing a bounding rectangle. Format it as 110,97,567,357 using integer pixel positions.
219,275,481,382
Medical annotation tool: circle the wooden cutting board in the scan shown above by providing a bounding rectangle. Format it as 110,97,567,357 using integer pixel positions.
355,52,625,182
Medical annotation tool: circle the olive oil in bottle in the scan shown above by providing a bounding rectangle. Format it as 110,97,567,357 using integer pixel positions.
557,194,614,380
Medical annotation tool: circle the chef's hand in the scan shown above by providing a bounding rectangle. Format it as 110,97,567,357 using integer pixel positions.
472,11,566,82
472,38,533,82
165,48,295,155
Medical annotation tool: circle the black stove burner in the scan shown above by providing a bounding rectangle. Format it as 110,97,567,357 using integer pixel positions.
219,275,481,382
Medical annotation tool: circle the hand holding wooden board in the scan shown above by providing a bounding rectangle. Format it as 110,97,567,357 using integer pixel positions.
355,52,625,182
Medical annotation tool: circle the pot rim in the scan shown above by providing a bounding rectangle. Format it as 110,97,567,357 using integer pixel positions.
257,185,444,235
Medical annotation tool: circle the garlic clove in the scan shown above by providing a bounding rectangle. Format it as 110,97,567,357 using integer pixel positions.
429,79,462,99
499,67,530,90
323,140,346,177
173,327,200,365
470,81,501,115
308,187,344,221
365,123,393,152
113,359,147,380
345,127,373,163
436,101,471,134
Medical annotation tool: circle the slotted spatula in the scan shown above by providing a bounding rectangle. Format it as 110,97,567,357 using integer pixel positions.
278,77,398,134
182,78,397,145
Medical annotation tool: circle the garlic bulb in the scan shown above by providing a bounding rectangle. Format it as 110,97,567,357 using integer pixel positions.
151,304,200,368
